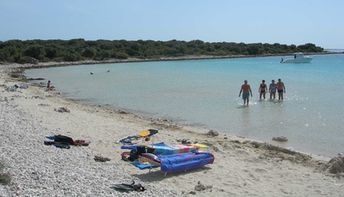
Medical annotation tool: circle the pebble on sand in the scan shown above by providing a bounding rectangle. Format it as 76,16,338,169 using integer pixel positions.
324,155,344,174
55,107,70,113
94,156,111,162
272,136,288,142
194,181,212,191
207,130,219,137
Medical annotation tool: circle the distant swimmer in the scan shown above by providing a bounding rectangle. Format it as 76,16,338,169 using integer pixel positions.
276,78,286,101
239,80,253,106
90,72,94,75
269,80,277,100
107,70,110,73
258,80,267,100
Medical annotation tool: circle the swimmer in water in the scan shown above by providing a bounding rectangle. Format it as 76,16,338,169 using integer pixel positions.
259,80,267,100
269,80,277,100
239,80,253,106
276,78,286,101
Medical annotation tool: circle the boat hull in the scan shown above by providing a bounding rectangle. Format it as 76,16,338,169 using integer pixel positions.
282,57,312,63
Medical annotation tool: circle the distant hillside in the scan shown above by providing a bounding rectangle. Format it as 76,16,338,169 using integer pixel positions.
0,39,323,64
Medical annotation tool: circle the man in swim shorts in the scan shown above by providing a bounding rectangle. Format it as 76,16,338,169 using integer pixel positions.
239,80,253,106
269,80,277,100
276,78,286,101
259,80,267,100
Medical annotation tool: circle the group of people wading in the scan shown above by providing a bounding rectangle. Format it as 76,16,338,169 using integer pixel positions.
239,79,286,106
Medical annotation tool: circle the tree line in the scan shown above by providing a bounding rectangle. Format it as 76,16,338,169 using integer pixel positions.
0,39,323,64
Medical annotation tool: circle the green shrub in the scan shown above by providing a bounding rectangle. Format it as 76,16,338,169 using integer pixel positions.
0,39,324,64
0,162,10,185
113,52,129,59
0,173,11,185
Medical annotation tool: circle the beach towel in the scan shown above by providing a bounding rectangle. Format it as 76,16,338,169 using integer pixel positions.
138,153,161,166
151,143,199,155
131,162,156,170
53,142,71,149
73,140,90,146
46,135,74,144
44,141,70,149
111,181,145,192
121,143,201,155
138,129,158,137
45,135,90,147
119,129,158,145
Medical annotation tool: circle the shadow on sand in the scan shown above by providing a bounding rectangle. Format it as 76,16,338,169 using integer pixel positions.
132,166,212,182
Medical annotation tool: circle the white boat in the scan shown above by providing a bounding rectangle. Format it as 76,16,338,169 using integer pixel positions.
280,53,312,63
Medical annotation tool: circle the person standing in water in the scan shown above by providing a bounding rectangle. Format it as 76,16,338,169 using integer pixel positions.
258,80,267,100
47,80,51,89
269,80,277,100
276,78,286,101
239,80,253,106
46,80,55,91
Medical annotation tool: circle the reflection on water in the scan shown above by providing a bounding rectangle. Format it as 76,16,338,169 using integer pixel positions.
25,54,344,157
239,107,251,137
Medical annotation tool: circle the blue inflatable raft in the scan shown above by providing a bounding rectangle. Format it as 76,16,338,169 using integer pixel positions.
159,152,214,173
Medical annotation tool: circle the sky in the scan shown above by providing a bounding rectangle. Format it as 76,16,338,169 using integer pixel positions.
0,0,343,48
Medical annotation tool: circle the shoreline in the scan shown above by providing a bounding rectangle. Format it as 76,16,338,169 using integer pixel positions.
19,64,329,160
1,51,340,71
27,83,332,161
1,58,344,196
15,52,342,159
4,54,339,160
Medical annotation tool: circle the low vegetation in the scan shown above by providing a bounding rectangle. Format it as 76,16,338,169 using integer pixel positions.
0,39,323,64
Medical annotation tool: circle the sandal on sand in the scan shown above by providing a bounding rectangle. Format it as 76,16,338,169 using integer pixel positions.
111,181,145,192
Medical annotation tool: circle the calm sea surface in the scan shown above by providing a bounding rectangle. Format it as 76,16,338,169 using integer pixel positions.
26,54,344,157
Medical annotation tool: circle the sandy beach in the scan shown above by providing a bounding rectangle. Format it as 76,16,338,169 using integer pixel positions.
1,63,344,196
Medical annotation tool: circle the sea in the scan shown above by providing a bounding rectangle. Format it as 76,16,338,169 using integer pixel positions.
25,54,344,157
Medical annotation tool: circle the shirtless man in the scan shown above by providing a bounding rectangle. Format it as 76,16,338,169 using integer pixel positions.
259,80,267,100
269,80,277,100
276,78,286,101
239,80,253,106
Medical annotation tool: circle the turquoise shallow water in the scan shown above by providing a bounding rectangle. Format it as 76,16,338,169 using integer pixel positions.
26,54,344,157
